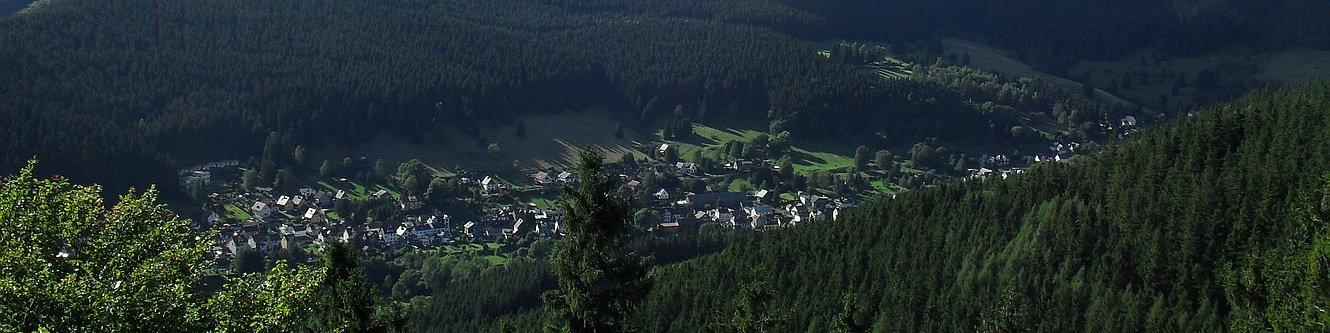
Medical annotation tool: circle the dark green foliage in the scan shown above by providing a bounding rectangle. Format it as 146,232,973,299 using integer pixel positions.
232,249,267,274
0,161,330,332
720,268,784,333
310,242,408,333
320,160,337,178
625,82,1330,331
0,0,1207,194
401,255,554,333
396,160,431,196
853,146,869,171
543,149,652,332
874,150,892,169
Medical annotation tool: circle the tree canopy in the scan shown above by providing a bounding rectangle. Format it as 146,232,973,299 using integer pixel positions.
0,161,396,332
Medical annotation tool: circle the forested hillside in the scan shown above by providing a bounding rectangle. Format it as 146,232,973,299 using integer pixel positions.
2,0,1324,193
620,82,1330,331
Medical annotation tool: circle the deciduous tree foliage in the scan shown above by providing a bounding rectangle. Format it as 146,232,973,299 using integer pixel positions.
0,160,213,332
0,161,392,332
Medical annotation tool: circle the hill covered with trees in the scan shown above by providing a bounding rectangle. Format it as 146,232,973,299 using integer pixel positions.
408,81,1329,332
620,82,1330,331
3,0,1323,194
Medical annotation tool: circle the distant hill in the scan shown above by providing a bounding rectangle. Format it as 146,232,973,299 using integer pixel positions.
778,0,1330,71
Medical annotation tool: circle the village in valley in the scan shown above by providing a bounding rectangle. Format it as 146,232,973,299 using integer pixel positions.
177,113,1134,273
180,155,864,273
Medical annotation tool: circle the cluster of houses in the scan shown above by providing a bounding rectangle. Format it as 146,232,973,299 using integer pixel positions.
245,187,345,223
463,206,566,241
649,190,856,231
212,185,350,258
200,145,862,266
1099,115,1142,139
213,213,460,260
1032,140,1085,164
210,177,574,261
177,160,241,187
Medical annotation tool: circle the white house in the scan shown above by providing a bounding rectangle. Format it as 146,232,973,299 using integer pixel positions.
417,222,445,243
250,201,271,219
180,170,211,187
654,189,670,200
481,176,499,192
380,229,399,245
303,208,325,224
276,196,292,211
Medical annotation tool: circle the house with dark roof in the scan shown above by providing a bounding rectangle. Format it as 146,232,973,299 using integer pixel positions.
400,195,424,211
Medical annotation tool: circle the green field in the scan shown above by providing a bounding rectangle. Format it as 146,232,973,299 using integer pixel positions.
665,122,906,197
788,147,855,172
483,255,509,266
223,203,252,220
675,123,858,173
691,125,763,143
728,178,752,192
526,196,558,210
308,175,401,201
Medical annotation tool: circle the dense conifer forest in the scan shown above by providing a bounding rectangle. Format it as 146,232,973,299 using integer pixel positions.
622,82,1330,331
345,82,1330,332
2,0,1325,193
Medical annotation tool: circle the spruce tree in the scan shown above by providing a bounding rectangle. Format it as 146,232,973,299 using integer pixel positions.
543,149,652,332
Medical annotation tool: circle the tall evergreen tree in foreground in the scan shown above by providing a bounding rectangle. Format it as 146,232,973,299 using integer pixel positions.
543,149,652,332
309,241,409,333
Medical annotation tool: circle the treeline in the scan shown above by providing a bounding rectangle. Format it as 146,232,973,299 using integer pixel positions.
778,0,1330,72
